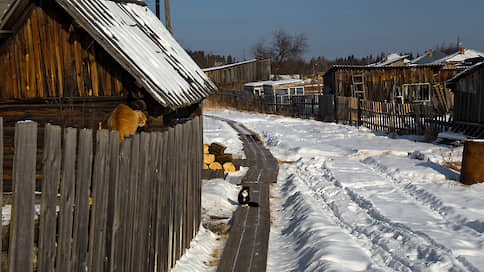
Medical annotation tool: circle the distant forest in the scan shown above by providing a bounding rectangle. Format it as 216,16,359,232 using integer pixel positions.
187,40,461,76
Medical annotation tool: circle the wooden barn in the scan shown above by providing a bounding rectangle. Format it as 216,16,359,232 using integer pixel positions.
0,0,216,271
447,61,484,135
203,58,271,90
0,0,216,128
323,65,462,112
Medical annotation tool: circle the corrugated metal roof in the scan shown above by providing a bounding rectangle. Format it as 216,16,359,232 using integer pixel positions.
447,61,484,85
56,0,216,110
411,51,447,65
202,59,257,72
0,0,15,25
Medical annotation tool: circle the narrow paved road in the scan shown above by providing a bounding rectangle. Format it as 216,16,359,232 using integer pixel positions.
208,116,278,272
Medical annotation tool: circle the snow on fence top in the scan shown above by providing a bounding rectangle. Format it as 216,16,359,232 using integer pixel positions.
202,59,257,72
56,0,217,110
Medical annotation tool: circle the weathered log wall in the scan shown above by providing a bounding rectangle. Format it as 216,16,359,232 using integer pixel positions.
205,59,271,90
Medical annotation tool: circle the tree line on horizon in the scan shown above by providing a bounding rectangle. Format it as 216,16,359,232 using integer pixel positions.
187,30,462,76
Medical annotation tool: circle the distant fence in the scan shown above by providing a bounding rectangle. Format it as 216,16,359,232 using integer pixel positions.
0,116,202,271
206,90,455,136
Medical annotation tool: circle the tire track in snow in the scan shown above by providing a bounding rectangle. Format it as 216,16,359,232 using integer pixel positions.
361,156,484,235
294,159,475,271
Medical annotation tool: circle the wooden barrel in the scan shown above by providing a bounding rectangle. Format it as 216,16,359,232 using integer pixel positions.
460,140,484,185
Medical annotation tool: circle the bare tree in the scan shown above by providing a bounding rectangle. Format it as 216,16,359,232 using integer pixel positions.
252,30,308,75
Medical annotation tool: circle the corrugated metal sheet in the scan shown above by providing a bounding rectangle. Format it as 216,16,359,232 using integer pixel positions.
0,0,15,25
56,0,216,110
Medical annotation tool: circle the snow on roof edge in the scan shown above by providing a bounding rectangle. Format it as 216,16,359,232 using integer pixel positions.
202,59,257,72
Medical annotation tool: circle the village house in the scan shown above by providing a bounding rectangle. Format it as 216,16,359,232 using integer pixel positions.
0,0,216,129
410,49,447,65
447,61,484,137
323,65,461,112
432,48,484,68
0,0,216,271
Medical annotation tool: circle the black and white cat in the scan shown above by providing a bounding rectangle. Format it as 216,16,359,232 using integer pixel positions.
238,186,250,207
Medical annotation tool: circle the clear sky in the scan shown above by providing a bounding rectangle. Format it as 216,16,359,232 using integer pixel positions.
145,0,484,60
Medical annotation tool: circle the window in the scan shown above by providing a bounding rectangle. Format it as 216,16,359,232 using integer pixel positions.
401,83,431,103
275,88,289,96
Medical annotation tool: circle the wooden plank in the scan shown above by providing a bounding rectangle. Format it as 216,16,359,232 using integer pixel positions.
111,137,131,272
125,135,140,271
167,127,175,269
88,130,111,272
155,132,168,272
71,129,93,272
9,121,37,272
148,133,162,272
0,118,2,272
174,125,182,263
38,124,61,272
56,128,77,271
105,131,120,271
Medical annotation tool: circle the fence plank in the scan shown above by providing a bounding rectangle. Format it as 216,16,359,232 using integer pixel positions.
88,130,111,272
167,127,175,269
0,118,2,272
57,128,78,271
126,135,140,271
38,124,61,272
71,129,93,272
147,133,161,272
156,132,169,272
105,131,120,272
111,137,131,272
9,121,37,272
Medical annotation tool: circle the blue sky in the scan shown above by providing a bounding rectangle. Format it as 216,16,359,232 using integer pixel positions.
146,0,484,60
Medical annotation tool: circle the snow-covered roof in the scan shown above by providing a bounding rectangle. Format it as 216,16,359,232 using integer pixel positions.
432,49,484,65
55,0,216,110
244,80,274,87
447,61,484,85
368,53,410,67
202,59,257,72
262,79,304,87
411,50,447,65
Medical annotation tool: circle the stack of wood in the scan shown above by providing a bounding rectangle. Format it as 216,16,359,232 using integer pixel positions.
204,142,237,173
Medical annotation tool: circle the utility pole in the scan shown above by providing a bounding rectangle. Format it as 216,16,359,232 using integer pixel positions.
165,0,172,34
155,0,160,19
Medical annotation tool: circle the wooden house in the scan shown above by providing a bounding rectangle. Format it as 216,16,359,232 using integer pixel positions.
447,62,484,128
203,58,271,90
262,79,305,105
0,0,216,129
323,65,462,112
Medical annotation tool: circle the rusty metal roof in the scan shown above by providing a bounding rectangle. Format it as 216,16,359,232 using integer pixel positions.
55,0,216,110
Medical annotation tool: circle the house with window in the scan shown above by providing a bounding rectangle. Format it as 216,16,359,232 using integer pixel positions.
323,65,462,112
262,79,305,104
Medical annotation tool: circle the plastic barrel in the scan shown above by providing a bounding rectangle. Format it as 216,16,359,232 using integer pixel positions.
460,140,484,185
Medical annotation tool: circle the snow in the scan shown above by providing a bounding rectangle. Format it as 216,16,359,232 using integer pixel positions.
57,0,216,109
173,117,246,271
205,109,484,271
263,79,304,87
202,59,257,72
433,49,484,64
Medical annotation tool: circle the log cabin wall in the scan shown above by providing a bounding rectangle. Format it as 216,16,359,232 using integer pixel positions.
0,2,140,128
323,66,460,108
453,65,484,124
204,59,271,90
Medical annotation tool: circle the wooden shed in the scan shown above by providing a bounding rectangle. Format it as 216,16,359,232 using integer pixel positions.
0,0,216,129
447,62,484,128
203,58,271,90
323,65,462,112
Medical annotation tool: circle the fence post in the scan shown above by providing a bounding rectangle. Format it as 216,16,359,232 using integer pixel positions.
9,121,38,272
357,99,361,127
38,124,61,272
333,95,338,123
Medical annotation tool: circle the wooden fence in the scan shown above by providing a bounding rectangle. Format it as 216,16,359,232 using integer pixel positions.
0,116,202,272
207,90,453,135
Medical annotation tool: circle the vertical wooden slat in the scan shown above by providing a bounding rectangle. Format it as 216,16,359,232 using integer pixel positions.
88,130,111,272
71,129,93,272
167,127,175,269
0,118,2,272
105,131,120,271
174,124,182,263
9,121,38,272
126,135,140,271
57,128,77,271
111,138,131,272
38,124,61,272
155,133,168,272
148,133,162,272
